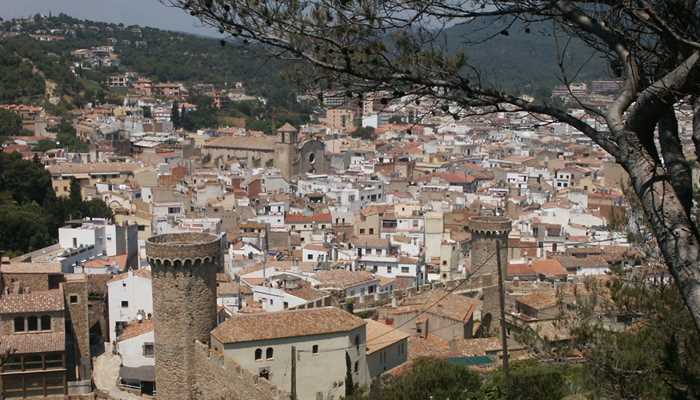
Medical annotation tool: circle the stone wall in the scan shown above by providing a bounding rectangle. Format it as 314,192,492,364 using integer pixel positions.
191,341,287,400
63,276,92,381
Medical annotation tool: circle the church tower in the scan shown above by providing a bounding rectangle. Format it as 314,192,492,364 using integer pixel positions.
274,122,298,179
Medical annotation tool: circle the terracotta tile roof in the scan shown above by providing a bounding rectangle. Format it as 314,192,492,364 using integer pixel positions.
286,283,328,301
554,255,609,270
314,270,377,289
83,254,128,271
204,135,276,151
407,334,450,360
365,319,409,355
211,307,365,344
516,290,558,310
108,268,152,284
0,332,65,354
118,319,154,342
0,262,63,274
303,243,329,252
0,289,65,314
398,289,480,322
531,259,567,277
285,214,314,224
351,236,390,249
47,162,139,175
507,263,537,278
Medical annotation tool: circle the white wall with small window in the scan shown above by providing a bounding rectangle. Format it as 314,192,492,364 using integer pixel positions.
212,326,369,400
107,269,153,342
115,328,155,369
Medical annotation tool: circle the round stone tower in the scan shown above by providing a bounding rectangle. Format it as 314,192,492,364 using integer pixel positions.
467,216,511,335
467,216,512,281
146,233,221,400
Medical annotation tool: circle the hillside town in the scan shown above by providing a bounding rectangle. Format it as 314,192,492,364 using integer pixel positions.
0,13,687,400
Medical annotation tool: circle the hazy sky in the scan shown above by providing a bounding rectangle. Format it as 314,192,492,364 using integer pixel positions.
0,0,219,36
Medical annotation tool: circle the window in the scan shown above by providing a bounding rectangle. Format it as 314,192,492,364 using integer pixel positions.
13,317,25,332
41,315,51,331
72,238,78,248
69,294,79,304
401,267,410,273
307,254,313,260
269,299,274,305
266,347,274,360
283,302,289,309
354,361,359,373
255,348,262,360
387,266,392,274
312,345,319,354
121,301,129,308
355,335,360,351
369,228,374,235
143,343,155,357
360,228,365,234
27,316,39,331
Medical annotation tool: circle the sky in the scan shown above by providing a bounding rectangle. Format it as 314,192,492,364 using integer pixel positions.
0,0,219,36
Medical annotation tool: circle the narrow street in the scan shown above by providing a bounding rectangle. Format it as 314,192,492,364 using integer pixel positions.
93,344,144,400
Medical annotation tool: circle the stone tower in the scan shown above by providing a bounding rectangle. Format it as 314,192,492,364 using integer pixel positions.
146,233,222,400
274,122,298,179
467,216,511,334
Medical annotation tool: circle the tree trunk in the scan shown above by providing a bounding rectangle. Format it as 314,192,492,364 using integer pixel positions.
626,155,700,331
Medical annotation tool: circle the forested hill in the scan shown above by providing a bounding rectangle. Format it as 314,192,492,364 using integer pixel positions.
0,13,612,109
441,16,611,97
0,14,297,109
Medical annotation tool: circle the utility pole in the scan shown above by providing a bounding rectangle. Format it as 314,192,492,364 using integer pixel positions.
495,242,510,385
290,346,297,400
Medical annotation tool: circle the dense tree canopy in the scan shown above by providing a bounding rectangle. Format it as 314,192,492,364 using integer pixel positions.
0,152,112,255
0,109,23,137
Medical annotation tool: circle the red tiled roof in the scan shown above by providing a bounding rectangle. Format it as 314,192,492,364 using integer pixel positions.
211,307,365,344
118,319,154,341
0,332,65,354
0,289,65,314
531,259,567,277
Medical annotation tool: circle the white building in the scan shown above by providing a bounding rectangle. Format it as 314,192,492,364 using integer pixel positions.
107,268,153,341
210,307,370,400
115,319,155,395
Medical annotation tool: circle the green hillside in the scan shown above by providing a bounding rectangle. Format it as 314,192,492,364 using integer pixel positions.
441,16,611,97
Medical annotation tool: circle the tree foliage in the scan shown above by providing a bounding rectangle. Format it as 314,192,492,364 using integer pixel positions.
372,358,482,400
0,109,23,137
0,152,112,254
572,272,700,399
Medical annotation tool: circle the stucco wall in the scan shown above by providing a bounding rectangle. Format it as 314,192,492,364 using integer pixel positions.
215,327,369,400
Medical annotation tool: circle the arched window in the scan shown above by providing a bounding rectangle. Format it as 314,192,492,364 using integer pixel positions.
266,347,274,360
254,348,262,361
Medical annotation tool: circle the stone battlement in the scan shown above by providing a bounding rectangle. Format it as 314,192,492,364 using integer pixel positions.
467,216,512,236
146,233,221,264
